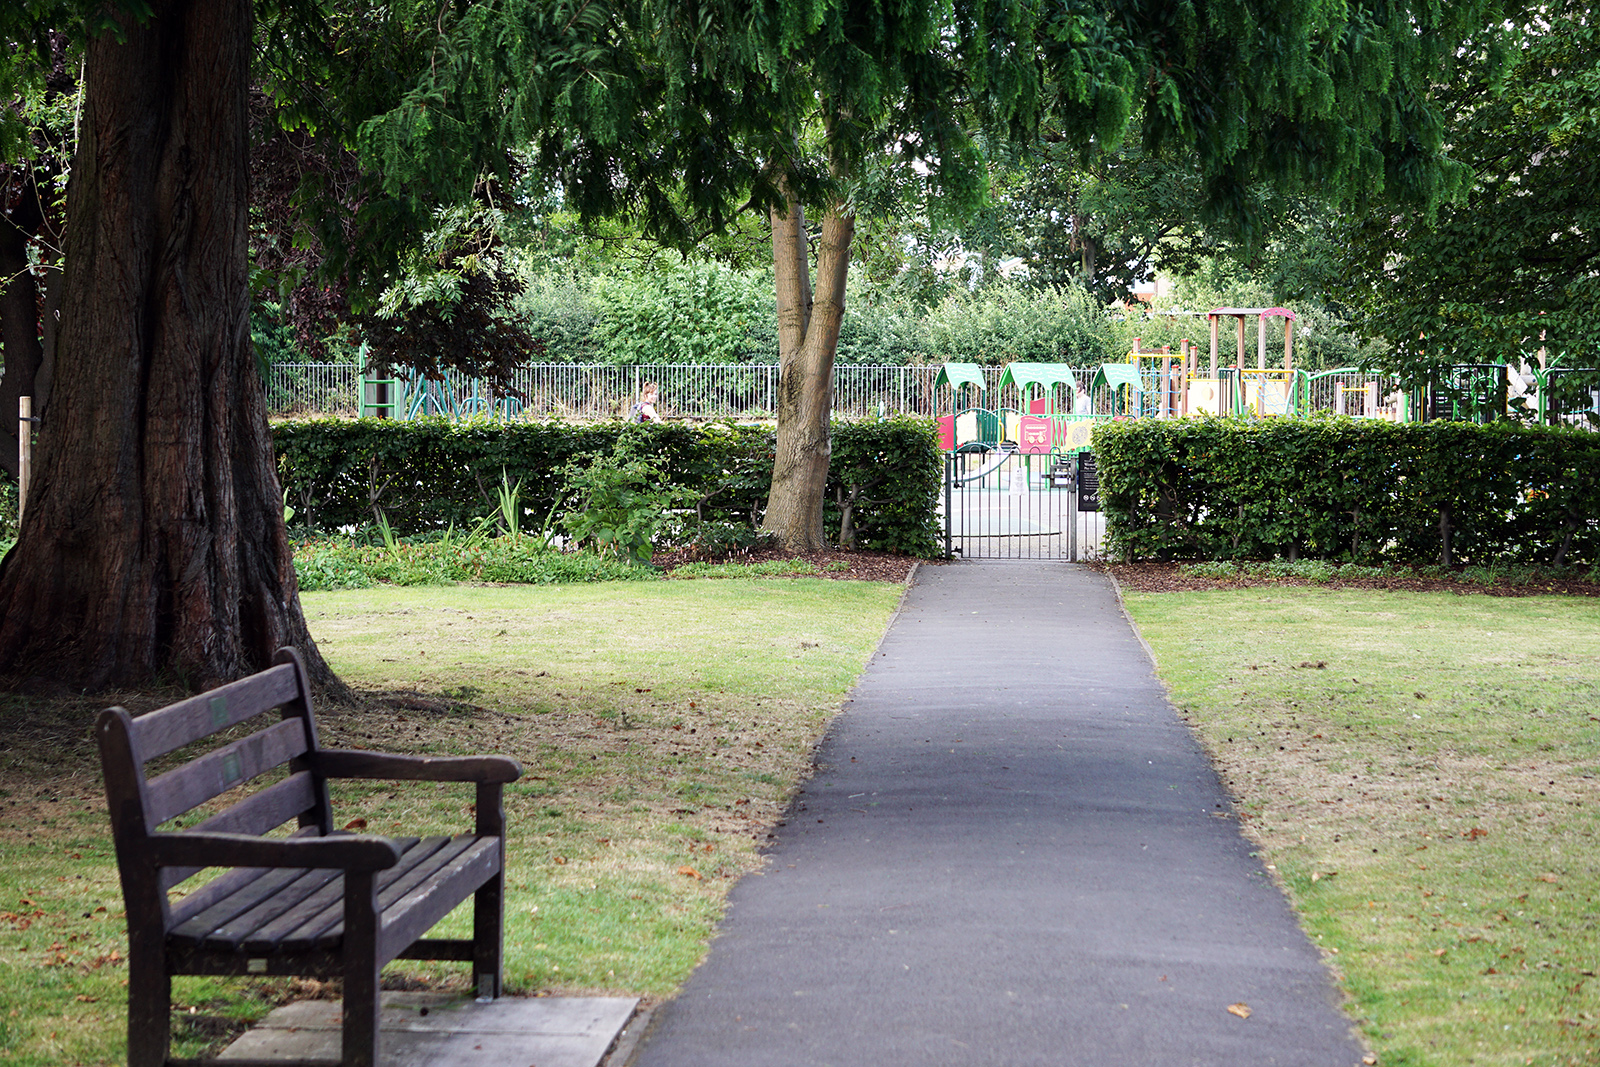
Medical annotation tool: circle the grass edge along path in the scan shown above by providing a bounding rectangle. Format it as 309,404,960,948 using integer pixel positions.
0,575,907,1066
1119,585,1599,1067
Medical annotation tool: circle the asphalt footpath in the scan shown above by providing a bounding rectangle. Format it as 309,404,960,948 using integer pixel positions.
625,561,1367,1067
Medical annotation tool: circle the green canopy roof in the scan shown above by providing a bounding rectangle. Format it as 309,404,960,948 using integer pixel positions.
997,363,1080,396
935,362,987,396
1091,363,1143,392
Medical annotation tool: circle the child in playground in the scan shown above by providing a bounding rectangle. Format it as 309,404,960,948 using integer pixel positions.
631,382,659,423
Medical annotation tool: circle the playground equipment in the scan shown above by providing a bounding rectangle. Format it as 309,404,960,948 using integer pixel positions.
355,366,526,421
932,306,1420,466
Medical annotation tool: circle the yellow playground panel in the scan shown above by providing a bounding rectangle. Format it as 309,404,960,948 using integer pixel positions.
1244,372,1295,417
1187,378,1225,417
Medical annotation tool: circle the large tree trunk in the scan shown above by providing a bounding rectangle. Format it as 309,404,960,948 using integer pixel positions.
0,2,343,696
761,194,853,553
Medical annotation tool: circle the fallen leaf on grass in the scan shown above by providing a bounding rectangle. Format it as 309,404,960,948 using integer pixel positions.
1311,871,1336,882
1536,873,1559,883
344,818,367,830
1226,1003,1252,1019
1463,827,1487,839
677,865,703,880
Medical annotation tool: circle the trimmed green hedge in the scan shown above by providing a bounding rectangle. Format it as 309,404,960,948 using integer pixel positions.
1095,418,1600,565
273,417,943,557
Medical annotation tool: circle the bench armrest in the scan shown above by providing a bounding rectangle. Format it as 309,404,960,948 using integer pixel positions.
149,831,403,872
308,749,523,784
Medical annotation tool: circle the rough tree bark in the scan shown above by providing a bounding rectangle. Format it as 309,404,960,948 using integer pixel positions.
760,191,854,553
0,2,344,696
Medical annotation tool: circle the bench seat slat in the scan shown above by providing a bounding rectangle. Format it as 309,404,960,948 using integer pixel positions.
159,773,320,892
378,837,503,960
169,867,337,944
167,826,322,925
130,664,302,761
237,836,500,961
222,835,437,952
146,718,309,827
168,835,427,949
189,868,346,950
252,836,476,952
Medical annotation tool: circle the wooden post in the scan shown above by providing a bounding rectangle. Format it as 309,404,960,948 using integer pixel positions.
1283,317,1294,370
1181,340,1191,416
1208,316,1219,377
18,396,30,525
1257,313,1267,371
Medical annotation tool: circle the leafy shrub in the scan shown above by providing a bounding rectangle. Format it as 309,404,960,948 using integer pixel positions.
826,416,943,556
274,418,944,556
663,517,772,559
924,282,1115,366
0,477,17,554
1096,418,1600,565
557,443,690,566
292,535,652,590
590,262,777,365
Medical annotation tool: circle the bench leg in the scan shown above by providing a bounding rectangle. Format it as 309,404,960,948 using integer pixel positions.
126,939,170,1067
343,872,381,1067
473,872,505,1000
473,783,507,1000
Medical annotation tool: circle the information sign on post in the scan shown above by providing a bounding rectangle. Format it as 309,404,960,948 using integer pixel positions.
1076,451,1099,513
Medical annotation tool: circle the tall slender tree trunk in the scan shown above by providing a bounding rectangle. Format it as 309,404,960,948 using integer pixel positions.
0,2,343,695
761,192,853,553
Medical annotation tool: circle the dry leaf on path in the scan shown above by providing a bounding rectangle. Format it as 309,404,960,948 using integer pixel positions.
1226,1003,1252,1019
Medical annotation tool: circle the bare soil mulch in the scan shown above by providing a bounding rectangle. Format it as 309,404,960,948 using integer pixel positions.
653,545,925,583
1098,559,1600,597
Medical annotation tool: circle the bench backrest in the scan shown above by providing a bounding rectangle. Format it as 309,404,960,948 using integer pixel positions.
97,648,333,926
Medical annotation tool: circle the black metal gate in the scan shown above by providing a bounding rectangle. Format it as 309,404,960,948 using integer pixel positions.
942,449,1103,560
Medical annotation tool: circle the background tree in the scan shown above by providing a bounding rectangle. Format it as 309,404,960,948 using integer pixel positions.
1340,1,1600,383
365,0,1494,551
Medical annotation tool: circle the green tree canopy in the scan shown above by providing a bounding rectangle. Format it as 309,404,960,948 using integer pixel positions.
1341,0,1600,377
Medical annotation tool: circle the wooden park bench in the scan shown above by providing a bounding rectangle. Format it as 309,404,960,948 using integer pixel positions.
96,648,522,1067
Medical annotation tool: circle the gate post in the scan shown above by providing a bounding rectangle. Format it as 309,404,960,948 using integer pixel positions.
943,453,953,559
1066,458,1078,562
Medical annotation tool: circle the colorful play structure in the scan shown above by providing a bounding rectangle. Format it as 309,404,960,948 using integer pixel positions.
936,306,1600,471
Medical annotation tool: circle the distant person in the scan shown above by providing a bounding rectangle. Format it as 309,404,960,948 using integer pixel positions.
631,381,659,423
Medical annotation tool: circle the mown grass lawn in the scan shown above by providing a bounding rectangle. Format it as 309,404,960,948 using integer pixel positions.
1121,586,1600,1067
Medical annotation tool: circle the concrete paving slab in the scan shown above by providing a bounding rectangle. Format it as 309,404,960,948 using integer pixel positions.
218,991,636,1067
628,561,1368,1067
